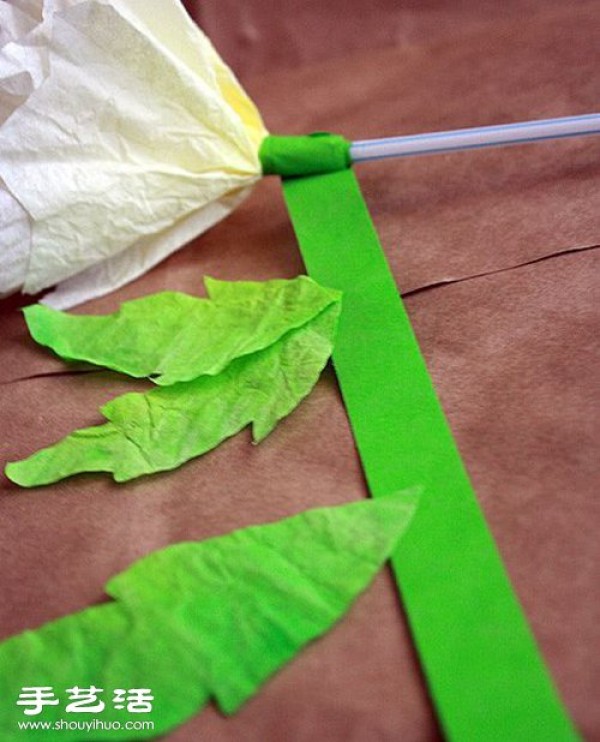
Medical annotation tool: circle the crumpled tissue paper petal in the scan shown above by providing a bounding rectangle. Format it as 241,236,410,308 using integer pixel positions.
0,0,268,307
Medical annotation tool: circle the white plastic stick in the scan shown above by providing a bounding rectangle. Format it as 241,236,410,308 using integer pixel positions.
350,114,600,162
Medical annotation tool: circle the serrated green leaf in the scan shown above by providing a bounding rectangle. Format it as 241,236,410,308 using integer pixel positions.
24,277,340,386
6,292,341,486
0,491,419,740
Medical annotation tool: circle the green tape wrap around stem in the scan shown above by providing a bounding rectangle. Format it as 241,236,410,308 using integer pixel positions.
260,133,351,177
262,133,579,741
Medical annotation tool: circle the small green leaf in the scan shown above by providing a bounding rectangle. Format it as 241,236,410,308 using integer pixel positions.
0,491,419,740
24,276,340,385
6,279,341,486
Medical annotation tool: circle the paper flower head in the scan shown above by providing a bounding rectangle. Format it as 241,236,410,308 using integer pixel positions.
0,0,267,308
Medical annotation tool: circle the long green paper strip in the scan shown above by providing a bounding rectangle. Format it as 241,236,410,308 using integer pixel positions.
0,492,418,740
265,136,578,741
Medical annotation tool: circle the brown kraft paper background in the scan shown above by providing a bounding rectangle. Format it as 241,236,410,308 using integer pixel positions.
1,1,599,740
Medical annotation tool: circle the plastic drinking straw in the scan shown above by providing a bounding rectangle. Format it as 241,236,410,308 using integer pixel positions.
350,113,600,162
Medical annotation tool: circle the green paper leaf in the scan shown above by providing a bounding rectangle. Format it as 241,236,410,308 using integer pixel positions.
6,278,341,486
0,491,419,740
24,276,340,386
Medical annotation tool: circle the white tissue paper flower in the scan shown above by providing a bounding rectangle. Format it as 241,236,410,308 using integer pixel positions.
0,0,267,308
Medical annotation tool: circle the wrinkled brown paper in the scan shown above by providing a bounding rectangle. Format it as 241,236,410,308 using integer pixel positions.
1,1,599,739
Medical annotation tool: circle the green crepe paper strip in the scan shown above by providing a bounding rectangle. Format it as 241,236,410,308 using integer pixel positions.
0,492,419,741
6,278,341,485
264,137,579,741
260,133,351,178
24,276,339,386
